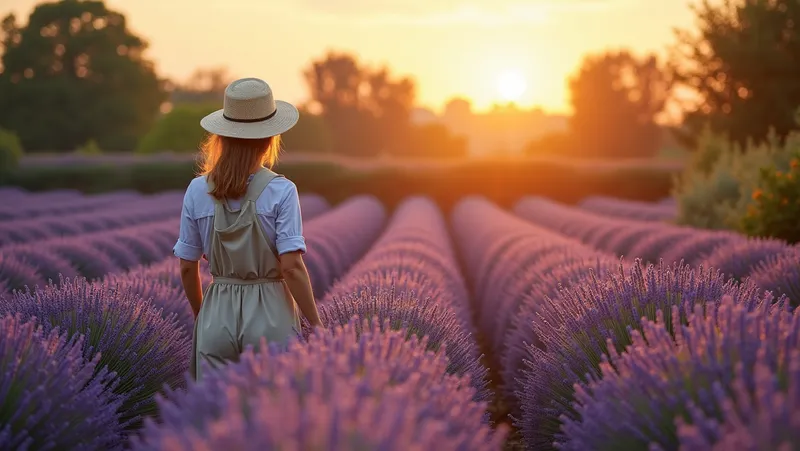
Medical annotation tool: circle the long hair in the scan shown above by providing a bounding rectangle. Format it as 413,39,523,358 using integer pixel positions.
199,134,282,200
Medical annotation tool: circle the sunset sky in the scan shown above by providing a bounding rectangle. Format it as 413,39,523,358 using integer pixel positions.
5,0,696,115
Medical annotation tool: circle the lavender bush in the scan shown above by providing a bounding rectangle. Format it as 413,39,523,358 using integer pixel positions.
516,260,779,450
3,246,78,285
297,193,331,220
131,318,506,451
0,277,191,430
677,344,800,450
0,313,124,450
578,196,677,222
559,296,795,451
319,288,488,400
514,197,740,264
750,247,800,307
501,258,619,404
703,237,792,281
0,253,43,292
303,195,387,297
104,271,194,329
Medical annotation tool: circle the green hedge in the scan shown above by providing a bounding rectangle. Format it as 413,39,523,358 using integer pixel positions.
0,159,678,212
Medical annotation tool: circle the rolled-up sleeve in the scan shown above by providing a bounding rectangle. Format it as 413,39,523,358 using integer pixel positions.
275,183,307,255
173,189,204,261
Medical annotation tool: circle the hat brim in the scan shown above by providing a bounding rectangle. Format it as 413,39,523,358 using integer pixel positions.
200,100,300,139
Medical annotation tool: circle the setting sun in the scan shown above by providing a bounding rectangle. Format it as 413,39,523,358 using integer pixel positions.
496,70,527,102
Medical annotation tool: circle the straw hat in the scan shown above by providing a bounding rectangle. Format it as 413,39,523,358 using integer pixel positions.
200,77,299,139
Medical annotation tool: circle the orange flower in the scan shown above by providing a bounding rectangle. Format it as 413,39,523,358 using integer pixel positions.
791,159,799,169
752,189,763,200
776,171,783,178
782,198,789,205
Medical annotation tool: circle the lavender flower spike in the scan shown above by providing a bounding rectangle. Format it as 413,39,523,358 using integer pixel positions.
0,313,124,450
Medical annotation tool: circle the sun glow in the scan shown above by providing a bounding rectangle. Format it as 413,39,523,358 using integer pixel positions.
496,70,527,102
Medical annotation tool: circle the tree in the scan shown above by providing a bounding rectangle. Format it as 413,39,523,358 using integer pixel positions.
302,51,415,157
673,0,800,148
568,50,673,158
0,0,166,151
168,66,230,106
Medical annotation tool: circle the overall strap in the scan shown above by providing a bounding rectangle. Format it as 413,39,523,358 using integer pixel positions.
243,168,282,204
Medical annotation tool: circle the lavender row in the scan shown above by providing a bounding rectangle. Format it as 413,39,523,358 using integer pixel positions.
0,187,82,203
514,196,796,284
297,193,332,220
0,276,192,443
513,254,780,448
317,197,489,402
577,195,677,222
0,190,145,220
450,197,618,407
132,318,506,450
0,192,184,246
0,219,179,291
302,195,387,297
559,296,799,450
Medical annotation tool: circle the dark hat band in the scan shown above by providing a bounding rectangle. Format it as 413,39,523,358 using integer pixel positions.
223,108,277,123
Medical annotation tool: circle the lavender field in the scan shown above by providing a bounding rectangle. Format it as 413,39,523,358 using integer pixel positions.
0,187,798,450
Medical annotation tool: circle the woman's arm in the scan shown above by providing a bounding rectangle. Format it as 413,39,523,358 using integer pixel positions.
279,251,323,327
179,258,203,317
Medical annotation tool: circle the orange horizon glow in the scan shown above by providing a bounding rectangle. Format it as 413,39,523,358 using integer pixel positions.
5,0,696,116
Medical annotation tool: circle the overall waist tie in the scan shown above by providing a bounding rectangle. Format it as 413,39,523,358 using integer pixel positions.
211,276,284,285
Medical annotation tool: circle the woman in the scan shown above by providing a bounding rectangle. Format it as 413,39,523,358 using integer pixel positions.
173,77,324,380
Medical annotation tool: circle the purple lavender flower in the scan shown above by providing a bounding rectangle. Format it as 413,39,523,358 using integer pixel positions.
114,232,172,265
47,240,121,279
626,229,696,264
0,253,43,292
303,196,387,297
0,277,192,430
88,235,148,270
516,260,779,450
319,197,488,401
513,197,739,265
677,343,800,451
5,245,79,284
451,197,618,412
0,313,124,450
318,287,489,402
104,271,195,330
703,237,792,281
501,258,619,405
749,248,800,307
133,258,212,290
661,231,743,267
559,296,795,451
131,318,507,451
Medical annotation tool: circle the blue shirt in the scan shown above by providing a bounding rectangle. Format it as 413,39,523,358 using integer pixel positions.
173,174,307,262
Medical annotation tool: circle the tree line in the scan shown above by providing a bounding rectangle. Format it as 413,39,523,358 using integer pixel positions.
2,0,799,158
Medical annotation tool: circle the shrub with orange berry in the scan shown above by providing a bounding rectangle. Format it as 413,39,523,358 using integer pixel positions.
740,150,800,244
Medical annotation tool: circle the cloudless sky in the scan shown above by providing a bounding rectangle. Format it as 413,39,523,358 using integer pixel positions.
4,0,696,114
